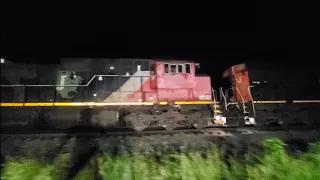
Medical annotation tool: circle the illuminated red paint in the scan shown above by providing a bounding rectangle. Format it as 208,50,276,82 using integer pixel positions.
116,60,212,103
224,63,253,103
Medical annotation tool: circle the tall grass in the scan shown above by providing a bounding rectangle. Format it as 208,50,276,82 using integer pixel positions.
1,138,320,180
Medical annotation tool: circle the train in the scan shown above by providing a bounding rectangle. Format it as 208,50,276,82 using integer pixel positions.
1,58,319,131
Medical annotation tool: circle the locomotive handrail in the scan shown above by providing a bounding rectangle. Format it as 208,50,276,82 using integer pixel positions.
211,88,218,110
220,87,250,111
0,74,153,87
219,87,228,111
0,75,152,103
1,85,79,87
225,88,236,107
234,87,246,113
247,85,256,117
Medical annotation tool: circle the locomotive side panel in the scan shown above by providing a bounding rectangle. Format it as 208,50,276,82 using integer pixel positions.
1,59,154,104
193,76,212,101
121,75,158,103
1,59,153,130
248,64,320,101
57,58,152,103
246,63,320,126
1,63,60,103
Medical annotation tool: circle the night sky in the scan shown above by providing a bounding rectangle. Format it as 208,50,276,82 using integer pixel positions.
0,1,315,87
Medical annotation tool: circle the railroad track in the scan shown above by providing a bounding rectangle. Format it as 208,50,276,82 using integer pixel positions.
2,125,320,160
2,125,320,138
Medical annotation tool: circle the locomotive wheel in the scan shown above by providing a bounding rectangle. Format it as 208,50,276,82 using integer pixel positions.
130,118,150,131
192,118,208,129
161,119,177,131
125,112,150,131
160,110,181,130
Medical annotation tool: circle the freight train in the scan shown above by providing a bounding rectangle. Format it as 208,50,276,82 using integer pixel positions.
1,58,319,131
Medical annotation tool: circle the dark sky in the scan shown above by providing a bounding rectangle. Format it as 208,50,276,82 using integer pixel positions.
0,1,315,77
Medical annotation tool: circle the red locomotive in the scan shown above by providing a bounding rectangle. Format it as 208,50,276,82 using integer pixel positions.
0,59,223,131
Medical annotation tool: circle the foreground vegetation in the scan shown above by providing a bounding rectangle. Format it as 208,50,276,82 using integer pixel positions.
1,138,320,180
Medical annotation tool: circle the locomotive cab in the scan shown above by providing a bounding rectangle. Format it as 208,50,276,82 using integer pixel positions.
154,60,213,102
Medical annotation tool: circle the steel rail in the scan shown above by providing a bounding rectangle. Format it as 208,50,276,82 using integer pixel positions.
1,125,320,138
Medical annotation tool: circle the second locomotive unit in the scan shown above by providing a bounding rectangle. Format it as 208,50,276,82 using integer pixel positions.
219,62,320,127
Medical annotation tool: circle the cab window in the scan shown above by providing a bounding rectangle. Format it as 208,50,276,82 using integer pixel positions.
185,64,191,73
163,63,193,74
164,64,169,73
170,64,177,73
150,63,156,75
178,64,183,73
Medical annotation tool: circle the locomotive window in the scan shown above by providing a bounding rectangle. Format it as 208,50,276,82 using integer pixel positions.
178,64,183,73
171,64,177,73
150,63,156,75
164,64,169,73
185,64,191,73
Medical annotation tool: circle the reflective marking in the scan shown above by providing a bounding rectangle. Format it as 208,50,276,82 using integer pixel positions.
293,100,320,103
174,101,214,105
214,110,222,113
0,101,220,107
0,103,24,107
214,120,224,125
0,102,154,107
253,100,320,104
8,100,320,106
254,101,286,103
159,102,168,105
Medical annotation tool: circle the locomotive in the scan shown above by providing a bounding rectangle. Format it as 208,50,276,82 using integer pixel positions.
0,58,224,131
219,62,320,127
1,58,319,131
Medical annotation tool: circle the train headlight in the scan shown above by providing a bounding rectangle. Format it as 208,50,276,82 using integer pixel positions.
215,115,221,120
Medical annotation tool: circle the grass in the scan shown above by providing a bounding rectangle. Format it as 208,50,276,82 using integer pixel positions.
1,138,320,180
